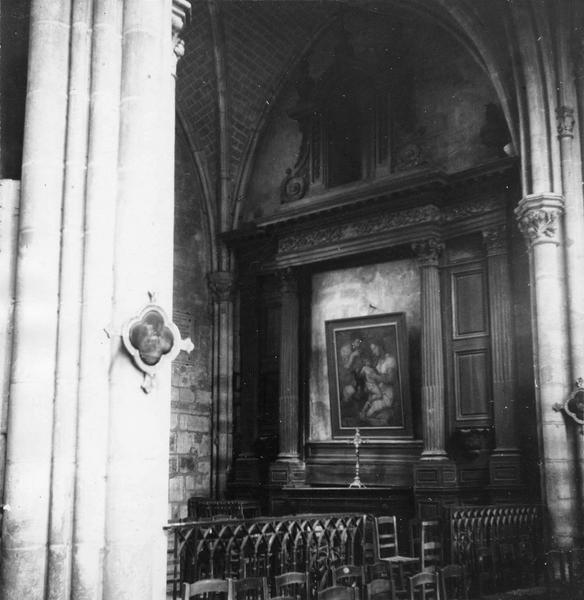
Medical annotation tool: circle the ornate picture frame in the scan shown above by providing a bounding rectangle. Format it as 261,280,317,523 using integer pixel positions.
325,312,413,438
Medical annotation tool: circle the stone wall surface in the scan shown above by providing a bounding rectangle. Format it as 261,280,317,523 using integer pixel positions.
170,125,213,520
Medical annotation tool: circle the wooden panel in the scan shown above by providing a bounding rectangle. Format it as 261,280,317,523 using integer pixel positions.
454,350,490,420
452,269,487,337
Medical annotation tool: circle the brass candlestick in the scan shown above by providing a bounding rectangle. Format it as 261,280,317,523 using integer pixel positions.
349,428,366,488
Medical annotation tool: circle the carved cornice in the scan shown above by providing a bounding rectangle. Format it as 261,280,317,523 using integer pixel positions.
207,271,235,303
412,238,444,267
277,197,502,256
515,193,564,247
482,225,508,257
556,105,575,139
278,205,441,254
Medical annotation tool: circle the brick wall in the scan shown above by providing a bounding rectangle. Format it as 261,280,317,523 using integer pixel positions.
170,123,214,521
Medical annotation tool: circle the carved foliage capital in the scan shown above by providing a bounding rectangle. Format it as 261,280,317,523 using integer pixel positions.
172,0,191,40
515,194,564,247
207,271,235,303
482,226,508,256
412,238,444,267
556,105,575,139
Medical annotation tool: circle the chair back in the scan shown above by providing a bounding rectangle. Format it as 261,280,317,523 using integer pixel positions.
438,564,467,600
183,578,232,600
332,565,365,588
366,562,392,581
318,585,355,600
408,571,439,600
274,571,310,600
419,521,443,572
366,577,396,600
232,577,269,600
374,516,400,560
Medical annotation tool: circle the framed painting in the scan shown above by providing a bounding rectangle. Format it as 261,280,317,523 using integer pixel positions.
325,312,413,438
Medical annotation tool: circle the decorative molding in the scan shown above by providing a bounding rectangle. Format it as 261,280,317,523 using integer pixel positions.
276,197,503,256
278,205,441,253
482,225,508,256
207,271,235,303
441,197,501,222
412,237,444,267
515,193,564,247
556,105,575,139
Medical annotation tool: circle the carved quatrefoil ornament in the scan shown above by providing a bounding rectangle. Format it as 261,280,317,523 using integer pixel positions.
121,300,194,393
554,378,584,434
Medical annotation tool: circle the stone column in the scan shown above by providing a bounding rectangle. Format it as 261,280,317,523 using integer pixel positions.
231,272,261,492
208,270,235,498
412,238,456,518
516,194,577,549
270,268,305,487
482,226,522,499
0,2,71,598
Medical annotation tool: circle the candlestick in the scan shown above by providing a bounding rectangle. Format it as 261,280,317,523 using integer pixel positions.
349,428,366,488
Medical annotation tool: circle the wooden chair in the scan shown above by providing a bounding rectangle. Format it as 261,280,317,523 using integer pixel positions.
318,585,356,600
366,561,392,581
183,578,233,600
438,565,467,600
418,521,443,572
332,565,365,588
366,577,397,600
408,571,439,600
274,571,310,600
332,565,365,600
374,516,419,568
232,577,269,600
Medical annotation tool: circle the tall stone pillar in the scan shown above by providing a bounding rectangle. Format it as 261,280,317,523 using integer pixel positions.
208,270,235,498
270,268,305,487
0,2,71,597
412,238,456,518
483,227,522,500
516,194,577,549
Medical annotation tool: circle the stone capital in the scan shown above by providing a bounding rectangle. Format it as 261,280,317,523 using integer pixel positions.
515,193,564,247
412,238,444,267
556,105,575,139
207,271,235,303
172,0,191,71
172,0,191,41
482,225,508,257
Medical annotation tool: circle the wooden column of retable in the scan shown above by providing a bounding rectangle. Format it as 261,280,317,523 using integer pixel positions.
482,226,522,499
270,268,305,487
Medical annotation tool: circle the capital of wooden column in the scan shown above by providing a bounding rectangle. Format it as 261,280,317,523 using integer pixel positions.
515,193,564,247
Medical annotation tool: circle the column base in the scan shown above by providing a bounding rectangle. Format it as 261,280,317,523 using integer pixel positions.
269,459,306,488
489,450,524,502
414,456,458,519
